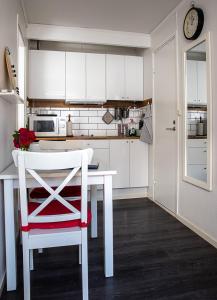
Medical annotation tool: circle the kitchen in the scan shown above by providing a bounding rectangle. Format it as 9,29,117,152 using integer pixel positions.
1,0,217,299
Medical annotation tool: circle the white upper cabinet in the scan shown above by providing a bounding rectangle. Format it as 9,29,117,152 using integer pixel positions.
66,52,85,100
197,61,207,104
125,56,143,101
28,50,65,99
106,55,125,100
106,54,144,101
187,60,207,105
86,53,106,101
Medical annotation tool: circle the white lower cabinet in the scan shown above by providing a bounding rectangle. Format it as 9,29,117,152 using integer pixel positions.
187,139,207,181
109,140,148,188
110,140,130,188
129,140,148,187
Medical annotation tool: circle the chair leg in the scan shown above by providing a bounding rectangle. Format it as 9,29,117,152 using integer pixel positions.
81,229,89,300
22,236,31,300
30,249,34,271
79,245,82,265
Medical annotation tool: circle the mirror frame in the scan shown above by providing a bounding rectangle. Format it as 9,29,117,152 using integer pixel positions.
183,32,212,191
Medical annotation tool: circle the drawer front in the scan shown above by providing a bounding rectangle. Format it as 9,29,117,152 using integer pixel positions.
187,165,207,182
187,147,207,165
187,139,207,148
83,140,110,149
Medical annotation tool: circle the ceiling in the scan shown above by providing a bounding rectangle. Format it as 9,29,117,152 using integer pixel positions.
23,0,182,34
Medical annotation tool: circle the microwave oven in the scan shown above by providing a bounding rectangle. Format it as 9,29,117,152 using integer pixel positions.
29,115,66,137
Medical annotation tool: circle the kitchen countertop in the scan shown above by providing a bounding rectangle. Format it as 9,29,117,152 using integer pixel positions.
35,136,140,141
188,135,207,139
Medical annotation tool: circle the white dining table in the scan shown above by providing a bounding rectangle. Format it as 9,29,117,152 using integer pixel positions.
0,163,116,291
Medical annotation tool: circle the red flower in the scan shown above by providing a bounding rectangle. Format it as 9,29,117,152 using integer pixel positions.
13,128,36,150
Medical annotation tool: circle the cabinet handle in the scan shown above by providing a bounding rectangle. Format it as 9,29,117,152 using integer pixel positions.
126,141,129,143
131,141,133,143
203,150,207,153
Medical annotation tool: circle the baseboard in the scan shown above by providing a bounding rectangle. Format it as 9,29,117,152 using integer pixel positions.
177,215,217,249
94,187,148,201
148,198,217,250
0,272,5,298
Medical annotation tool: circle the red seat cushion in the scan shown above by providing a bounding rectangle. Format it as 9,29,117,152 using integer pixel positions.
30,186,81,199
24,200,91,230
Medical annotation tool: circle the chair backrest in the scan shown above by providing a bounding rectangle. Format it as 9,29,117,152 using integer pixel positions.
12,149,93,231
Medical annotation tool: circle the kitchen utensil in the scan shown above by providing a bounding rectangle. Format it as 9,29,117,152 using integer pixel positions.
102,109,114,124
197,117,204,136
122,108,129,119
114,108,123,120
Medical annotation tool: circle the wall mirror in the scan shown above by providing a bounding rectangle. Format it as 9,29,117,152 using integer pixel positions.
183,33,212,190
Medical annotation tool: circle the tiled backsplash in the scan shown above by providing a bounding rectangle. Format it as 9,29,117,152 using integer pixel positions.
27,107,146,136
187,110,207,136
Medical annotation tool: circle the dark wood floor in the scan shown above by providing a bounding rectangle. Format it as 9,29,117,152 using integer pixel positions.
2,198,217,300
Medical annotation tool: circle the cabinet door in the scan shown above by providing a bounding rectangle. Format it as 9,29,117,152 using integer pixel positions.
129,140,148,187
66,52,85,100
186,60,198,104
28,50,65,99
197,61,207,104
86,53,106,101
106,54,125,100
125,56,143,101
187,165,207,182
110,140,130,188
93,149,109,170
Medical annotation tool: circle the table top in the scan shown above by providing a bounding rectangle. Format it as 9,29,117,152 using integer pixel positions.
0,163,117,180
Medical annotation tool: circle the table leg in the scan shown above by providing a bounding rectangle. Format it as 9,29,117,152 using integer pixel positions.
103,175,113,277
4,180,17,291
90,185,98,238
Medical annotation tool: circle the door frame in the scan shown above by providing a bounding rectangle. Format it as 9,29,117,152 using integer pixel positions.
152,32,180,214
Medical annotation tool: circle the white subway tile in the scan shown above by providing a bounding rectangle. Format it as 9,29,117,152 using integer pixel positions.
106,130,118,136
72,124,80,129
80,123,98,130
80,110,98,117
97,109,107,116
61,110,79,117
72,129,88,136
72,117,89,123
98,123,116,130
89,130,106,136
89,116,103,123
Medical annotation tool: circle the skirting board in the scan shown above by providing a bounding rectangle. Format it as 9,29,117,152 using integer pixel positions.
149,198,217,250
0,272,5,298
94,187,147,201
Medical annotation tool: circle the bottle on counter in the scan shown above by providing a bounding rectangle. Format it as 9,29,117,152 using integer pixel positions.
66,114,73,136
197,117,204,136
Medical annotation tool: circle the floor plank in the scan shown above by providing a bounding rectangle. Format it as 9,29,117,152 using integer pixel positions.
2,198,217,300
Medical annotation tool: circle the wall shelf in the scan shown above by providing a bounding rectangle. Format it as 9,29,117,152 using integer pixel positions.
0,91,24,104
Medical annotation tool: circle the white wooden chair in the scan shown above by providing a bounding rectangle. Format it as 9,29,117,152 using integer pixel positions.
13,149,93,300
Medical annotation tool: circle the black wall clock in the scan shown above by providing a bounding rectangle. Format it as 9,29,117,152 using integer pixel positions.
183,6,204,40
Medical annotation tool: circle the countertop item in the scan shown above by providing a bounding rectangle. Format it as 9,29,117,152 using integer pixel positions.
35,135,140,141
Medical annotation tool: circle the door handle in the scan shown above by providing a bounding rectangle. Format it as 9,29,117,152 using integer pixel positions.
166,127,176,131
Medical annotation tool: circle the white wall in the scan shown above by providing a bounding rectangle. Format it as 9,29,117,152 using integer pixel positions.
0,0,26,292
151,0,217,244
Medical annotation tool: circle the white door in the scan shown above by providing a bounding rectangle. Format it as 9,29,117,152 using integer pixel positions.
110,140,130,188
129,140,148,187
187,60,198,104
106,54,125,100
28,50,65,99
197,61,207,104
125,56,143,101
86,53,106,101
66,52,85,100
153,36,177,213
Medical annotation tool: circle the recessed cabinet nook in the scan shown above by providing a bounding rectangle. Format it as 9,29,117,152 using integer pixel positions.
28,49,144,102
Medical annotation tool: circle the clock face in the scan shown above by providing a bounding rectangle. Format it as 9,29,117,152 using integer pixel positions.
183,7,204,40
